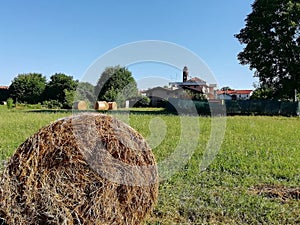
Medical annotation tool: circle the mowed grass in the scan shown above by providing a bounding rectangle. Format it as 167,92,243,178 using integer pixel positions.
0,106,299,224
0,107,72,160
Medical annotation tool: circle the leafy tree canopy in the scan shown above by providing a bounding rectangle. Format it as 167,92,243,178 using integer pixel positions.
44,73,78,106
221,86,234,91
95,66,138,105
250,85,275,100
235,0,300,101
9,73,46,104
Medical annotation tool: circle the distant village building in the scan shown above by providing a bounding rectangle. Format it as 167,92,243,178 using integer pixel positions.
141,66,218,106
0,86,9,102
142,87,187,107
182,66,189,82
216,90,253,100
142,87,171,107
169,66,217,100
140,67,253,106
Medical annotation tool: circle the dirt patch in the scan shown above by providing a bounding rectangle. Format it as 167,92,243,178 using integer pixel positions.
249,184,300,203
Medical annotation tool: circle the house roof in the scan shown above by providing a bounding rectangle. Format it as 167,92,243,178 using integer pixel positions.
181,86,203,93
216,90,253,95
0,86,9,90
188,77,206,83
142,86,204,95
169,77,207,87
142,86,172,93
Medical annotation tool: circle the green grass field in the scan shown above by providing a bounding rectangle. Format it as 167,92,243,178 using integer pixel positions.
0,106,299,224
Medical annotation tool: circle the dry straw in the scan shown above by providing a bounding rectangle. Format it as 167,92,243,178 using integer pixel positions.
108,102,117,110
94,101,109,110
73,101,87,110
0,113,158,225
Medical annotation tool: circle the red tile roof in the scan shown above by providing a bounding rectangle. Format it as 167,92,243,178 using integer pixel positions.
0,86,9,90
188,77,206,83
216,90,252,95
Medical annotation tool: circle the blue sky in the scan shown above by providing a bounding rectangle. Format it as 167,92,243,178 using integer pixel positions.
0,0,256,90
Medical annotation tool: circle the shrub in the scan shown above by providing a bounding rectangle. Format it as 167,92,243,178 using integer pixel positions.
6,98,13,109
43,100,62,109
134,96,151,107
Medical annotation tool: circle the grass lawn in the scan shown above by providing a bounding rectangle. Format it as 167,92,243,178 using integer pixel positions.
0,106,299,224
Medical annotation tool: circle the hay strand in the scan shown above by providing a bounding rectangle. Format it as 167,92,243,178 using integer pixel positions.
0,113,158,225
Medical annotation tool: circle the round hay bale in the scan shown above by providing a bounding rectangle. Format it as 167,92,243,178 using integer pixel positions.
0,113,158,225
94,101,109,110
108,102,117,110
73,101,87,110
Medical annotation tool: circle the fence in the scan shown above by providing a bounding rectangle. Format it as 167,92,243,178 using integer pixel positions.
167,98,300,116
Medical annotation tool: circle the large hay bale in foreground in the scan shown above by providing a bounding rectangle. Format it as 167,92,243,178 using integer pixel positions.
73,101,87,110
94,101,109,110
0,113,158,225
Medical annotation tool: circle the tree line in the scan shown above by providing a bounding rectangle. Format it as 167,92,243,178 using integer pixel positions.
5,66,140,109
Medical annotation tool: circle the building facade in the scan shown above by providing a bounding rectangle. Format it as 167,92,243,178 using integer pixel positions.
216,90,253,100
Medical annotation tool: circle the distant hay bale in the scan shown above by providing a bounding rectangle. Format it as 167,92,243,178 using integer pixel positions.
94,101,109,110
73,101,87,110
108,102,117,110
0,113,158,225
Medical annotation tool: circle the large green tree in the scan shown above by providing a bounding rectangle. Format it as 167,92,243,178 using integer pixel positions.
9,73,46,104
235,0,300,101
95,66,138,105
44,73,78,107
